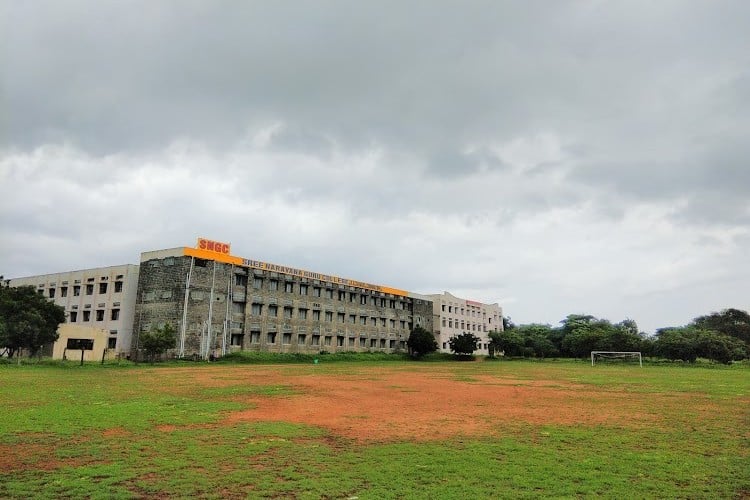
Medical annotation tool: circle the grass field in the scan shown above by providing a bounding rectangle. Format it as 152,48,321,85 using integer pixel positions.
1,359,748,499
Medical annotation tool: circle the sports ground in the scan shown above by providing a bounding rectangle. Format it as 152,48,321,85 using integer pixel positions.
1,360,748,498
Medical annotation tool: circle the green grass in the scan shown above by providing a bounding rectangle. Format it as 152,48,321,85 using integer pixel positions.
0,360,747,498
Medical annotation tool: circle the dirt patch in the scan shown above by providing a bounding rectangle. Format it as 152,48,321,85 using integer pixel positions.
215,366,659,443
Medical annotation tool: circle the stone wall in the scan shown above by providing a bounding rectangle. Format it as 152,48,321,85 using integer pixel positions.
133,253,433,358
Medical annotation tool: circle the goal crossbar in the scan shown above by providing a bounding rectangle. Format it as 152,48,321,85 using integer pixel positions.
591,351,642,367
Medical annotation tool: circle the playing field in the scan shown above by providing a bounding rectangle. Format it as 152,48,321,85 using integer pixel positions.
1,360,748,498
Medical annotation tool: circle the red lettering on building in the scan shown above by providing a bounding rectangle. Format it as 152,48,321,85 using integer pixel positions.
197,238,230,254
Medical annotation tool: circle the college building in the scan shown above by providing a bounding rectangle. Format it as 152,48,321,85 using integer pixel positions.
7,238,503,359
7,264,140,357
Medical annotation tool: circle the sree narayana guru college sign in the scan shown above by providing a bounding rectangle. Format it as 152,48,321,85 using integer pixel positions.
183,238,408,297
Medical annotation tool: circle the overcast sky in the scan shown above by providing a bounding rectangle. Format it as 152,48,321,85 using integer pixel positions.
2,1,749,334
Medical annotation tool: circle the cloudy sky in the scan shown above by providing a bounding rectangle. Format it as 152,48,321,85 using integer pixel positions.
2,1,748,333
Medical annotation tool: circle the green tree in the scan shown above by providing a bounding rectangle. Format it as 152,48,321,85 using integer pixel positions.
488,329,524,358
406,326,438,358
0,283,65,359
692,308,750,345
448,332,480,358
140,324,177,362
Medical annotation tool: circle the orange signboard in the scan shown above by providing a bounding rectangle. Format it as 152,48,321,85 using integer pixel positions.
197,238,231,255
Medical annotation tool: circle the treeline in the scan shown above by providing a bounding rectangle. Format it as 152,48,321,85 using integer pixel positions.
491,308,750,364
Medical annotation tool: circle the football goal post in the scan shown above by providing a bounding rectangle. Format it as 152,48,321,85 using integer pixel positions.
591,351,642,367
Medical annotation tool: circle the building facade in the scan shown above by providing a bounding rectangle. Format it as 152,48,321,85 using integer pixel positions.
427,291,503,354
132,239,434,359
7,264,140,356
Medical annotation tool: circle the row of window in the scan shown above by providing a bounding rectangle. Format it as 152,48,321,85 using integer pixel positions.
441,341,490,351
441,318,489,332
440,303,495,319
238,275,411,310
249,304,410,329
232,331,406,349
44,281,124,299
68,308,120,323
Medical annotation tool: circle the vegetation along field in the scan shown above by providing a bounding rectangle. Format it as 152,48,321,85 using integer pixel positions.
1,359,748,499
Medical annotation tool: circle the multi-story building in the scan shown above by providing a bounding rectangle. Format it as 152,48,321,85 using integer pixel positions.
427,291,503,354
7,265,140,356
132,239,434,359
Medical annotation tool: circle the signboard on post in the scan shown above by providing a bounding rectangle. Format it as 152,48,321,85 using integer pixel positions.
66,338,94,350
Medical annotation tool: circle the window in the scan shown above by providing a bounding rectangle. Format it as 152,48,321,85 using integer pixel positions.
86,284,94,295
390,319,396,328
337,313,345,323
60,287,68,297
380,318,386,327
48,288,55,298
235,274,248,286
251,303,263,316
324,336,332,346
312,335,320,346
442,318,446,327
359,316,367,325
96,310,104,321
114,281,123,293
252,277,262,289
313,287,321,297
69,311,78,322
269,280,278,291
380,298,386,307
299,284,308,295
99,283,107,294
282,333,292,344
250,332,260,344
370,317,376,326
442,304,446,312
232,302,244,314
325,288,333,299
348,337,355,347
349,314,356,324
312,310,321,321
325,311,333,322
297,334,307,344
298,309,308,320
370,339,377,348
83,311,91,322
285,282,294,293
349,292,356,303
283,307,293,319
337,336,344,347
267,333,276,344
359,338,366,347
389,300,395,308
230,334,244,346
108,338,117,349
380,339,386,348
389,339,396,349
268,305,278,317
448,306,452,313
74,285,80,296
400,320,406,329
111,309,120,321
360,295,368,305
338,291,346,301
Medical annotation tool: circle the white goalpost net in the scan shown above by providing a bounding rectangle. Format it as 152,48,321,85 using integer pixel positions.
591,351,642,367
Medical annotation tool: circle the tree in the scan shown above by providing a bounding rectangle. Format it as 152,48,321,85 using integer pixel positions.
406,326,437,358
448,332,480,357
488,329,524,358
140,324,177,362
0,283,65,358
692,308,750,345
